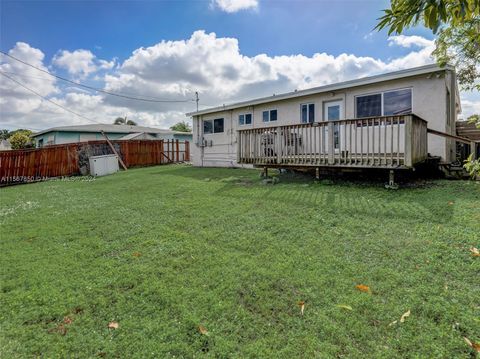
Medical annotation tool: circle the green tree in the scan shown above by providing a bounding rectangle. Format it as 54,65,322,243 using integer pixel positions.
467,114,480,128
0,129,9,140
9,130,33,150
376,0,480,90
170,121,192,132
114,117,137,126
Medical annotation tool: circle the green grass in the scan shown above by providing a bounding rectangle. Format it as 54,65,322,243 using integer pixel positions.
1,165,479,358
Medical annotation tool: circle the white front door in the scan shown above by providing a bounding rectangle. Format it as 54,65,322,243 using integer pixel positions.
324,101,343,149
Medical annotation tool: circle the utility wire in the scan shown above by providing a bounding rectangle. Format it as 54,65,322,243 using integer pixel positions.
0,71,104,125
0,70,57,82
0,50,195,103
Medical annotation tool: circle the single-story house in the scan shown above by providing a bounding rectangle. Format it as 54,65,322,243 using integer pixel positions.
187,64,461,169
32,124,192,148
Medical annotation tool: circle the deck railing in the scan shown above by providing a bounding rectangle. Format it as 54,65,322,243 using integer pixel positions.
237,114,428,169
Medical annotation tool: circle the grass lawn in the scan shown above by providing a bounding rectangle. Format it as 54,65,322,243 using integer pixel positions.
1,165,479,358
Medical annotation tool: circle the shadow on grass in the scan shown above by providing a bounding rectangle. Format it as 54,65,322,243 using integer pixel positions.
158,166,463,224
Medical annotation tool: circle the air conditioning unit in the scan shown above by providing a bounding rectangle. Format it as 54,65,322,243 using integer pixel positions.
89,154,119,177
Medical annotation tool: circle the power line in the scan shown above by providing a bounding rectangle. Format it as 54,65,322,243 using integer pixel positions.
0,71,103,125
0,50,196,104
0,70,56,82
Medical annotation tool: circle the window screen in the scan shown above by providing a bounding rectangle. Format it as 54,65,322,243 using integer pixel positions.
213,118,224,133
270,110,277,121
263,111,269,122
204,120,213,134
383,89,412,115
356,94,382,118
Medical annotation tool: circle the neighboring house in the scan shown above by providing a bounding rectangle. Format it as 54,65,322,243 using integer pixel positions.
118,132,158,140
0,139,12,151
187,64,461,169
32,124,192,148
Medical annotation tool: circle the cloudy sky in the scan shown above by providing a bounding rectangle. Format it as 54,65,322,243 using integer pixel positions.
1,0,479,131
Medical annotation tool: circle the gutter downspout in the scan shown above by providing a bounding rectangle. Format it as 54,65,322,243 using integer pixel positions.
199,115,204,167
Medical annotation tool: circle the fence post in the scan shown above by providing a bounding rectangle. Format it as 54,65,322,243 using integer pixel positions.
186,141,190,162
176,139,179,162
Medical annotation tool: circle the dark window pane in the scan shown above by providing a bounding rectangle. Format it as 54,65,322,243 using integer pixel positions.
356,94,381,118
204,120,213,134
308,104,315,123
245,114,252,124
270,109,277,121
383,89,412,115
263,111,269,122
328,105,340,120
239,114,244,125
213,118,224,133
301,104,307,123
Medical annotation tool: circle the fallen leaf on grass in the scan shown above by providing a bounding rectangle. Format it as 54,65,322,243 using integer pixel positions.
389,310,411,326
63,316,73,325
464,337,480,352
355,284,372,294
448,201,454,205
132,251,142,258
198,325,208,335
298,301,305,315
470,247,480,257
336,304,353,311
108,321,119,329
400,310,410,323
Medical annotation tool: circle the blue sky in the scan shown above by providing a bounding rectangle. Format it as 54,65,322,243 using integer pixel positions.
0,0,478,130
2,0,426,59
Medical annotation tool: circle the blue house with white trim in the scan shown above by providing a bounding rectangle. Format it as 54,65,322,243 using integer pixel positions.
32,124,192,147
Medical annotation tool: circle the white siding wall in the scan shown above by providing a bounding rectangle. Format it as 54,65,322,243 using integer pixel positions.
192,72,453,167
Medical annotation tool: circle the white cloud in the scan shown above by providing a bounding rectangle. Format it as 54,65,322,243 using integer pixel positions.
0,42,59,128
52,49,97,77
52,49,116,78
102,31,436,114
461,99,480,119
388,35,434,48
212,0,258,13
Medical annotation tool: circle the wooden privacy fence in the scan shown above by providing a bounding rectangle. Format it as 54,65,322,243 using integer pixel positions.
237,114,428,169
0,139,190,186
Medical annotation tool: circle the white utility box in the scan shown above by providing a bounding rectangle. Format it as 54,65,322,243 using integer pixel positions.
89,154,120,177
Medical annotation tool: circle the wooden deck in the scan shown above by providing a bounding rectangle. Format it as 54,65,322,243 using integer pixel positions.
237,114,428,169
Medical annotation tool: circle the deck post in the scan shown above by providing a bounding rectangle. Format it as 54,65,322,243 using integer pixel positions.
328,122,334,165
385,169,399,189
276,127,281,164
263,166,268,178
404,115,413,167
389,170,395,186
471,141,477,160
315,167,320,180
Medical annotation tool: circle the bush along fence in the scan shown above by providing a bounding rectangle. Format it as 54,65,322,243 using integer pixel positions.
0,139,190,186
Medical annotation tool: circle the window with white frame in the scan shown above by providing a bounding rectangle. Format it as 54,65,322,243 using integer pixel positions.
262,109,277,122
355,88,412,118
301,103,315,123
203,118,224,134
238,113,252,126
